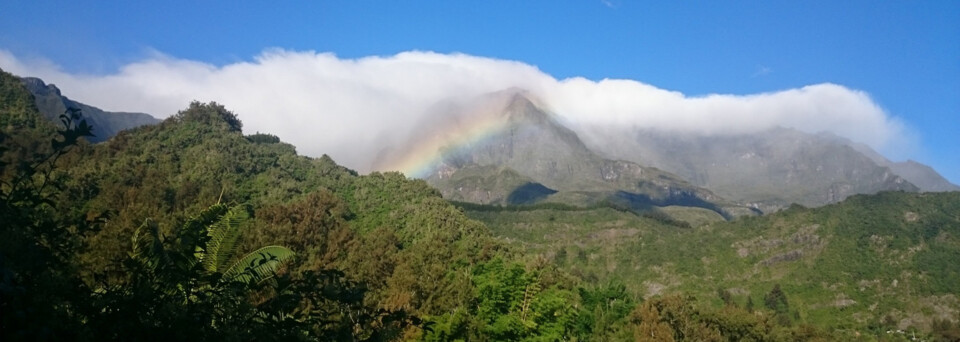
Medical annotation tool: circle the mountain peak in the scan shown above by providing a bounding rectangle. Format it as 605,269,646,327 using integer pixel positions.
20,77,62,97
17,75,160,142
501,91,555,125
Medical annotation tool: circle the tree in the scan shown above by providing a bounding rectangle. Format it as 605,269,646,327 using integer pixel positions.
764,284,791,326
764,284,789,313
90,203,422,340
86,204,302,340
1,106,100,340
632,301,676,342
717,287,734,307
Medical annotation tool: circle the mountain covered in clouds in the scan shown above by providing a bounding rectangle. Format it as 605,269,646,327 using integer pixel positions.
11,67,953,214
845,141,960,193
377,89,753,219
577,126,927,212
20,77,159,142
378,88,958,215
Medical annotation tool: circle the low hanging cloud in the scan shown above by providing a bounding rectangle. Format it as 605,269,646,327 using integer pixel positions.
0,49,912,172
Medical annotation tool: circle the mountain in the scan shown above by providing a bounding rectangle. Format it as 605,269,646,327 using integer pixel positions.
5,68,959,340
377,89,752,218
888,160,960,192
845,141,960,192
0,71,502,338
579,126,921,212
20,77,159,142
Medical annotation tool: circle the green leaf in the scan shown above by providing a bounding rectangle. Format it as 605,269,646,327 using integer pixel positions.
180,204,229,264
223,246,295,284
202,205,248,273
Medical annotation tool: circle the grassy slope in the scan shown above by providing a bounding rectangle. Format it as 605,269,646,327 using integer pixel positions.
466,191,960,333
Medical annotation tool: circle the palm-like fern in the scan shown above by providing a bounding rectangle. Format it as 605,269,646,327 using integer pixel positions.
130,204,295,285
196,204,246,274
222,246,296,284
104,205,303,337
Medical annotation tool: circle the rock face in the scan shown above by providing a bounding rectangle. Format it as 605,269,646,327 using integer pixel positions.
382,87,952,213
886,161,960,192
579,126,922,212
380,89,742,217
845,142,960,192
20,77,159,142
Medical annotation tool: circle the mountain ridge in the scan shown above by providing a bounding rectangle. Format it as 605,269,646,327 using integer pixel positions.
20,77,160,142
387,89,751,219
578,124,925,212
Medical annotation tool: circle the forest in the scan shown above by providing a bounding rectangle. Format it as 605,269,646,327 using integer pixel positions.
2,69,959,341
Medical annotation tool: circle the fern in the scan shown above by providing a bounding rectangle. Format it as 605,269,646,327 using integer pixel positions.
180,204,229,262
223,246,295,284
201,205,248,273
130,219,166,273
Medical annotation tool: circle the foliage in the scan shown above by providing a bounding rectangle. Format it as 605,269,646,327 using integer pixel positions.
2,71,958,340
0,83,424,340
763,284,791,326
422,257,579,341
628,295,834,341
85,203,416,340
0,97,99,339
466,189,960,338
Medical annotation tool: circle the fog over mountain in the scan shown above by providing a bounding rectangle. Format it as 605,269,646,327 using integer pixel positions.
0,49,916,175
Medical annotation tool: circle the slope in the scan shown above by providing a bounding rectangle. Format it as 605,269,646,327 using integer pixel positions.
379,89,750,218
466,191,960,333
846,140,960,192
581,126,920,212
20,77,160,142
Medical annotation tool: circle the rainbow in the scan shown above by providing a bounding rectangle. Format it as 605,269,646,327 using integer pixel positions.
377,92,531,178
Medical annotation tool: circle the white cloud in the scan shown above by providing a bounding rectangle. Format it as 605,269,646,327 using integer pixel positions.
0,49,915,172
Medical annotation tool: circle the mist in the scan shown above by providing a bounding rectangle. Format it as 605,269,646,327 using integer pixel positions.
0,49,915,173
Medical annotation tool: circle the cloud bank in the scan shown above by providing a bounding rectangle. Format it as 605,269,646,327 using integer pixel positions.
0,49,912,172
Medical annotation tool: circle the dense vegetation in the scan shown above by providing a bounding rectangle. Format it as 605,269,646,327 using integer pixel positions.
466,192,960,340
2,68,958,341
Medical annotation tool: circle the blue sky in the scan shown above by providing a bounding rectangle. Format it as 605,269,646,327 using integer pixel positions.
1,1,957,183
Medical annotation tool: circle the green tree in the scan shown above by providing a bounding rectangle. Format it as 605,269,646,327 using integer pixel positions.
85,204,302,339
764,284,791,326
89,203,422,340
717,287,734,307
1,105,100,340
764,285,788,312
631,300,676,342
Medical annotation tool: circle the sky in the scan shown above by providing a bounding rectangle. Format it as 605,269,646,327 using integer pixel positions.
0,1,957,183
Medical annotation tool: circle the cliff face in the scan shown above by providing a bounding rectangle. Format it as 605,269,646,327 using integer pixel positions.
20,77,159,142
579,126,920,212
389,89,740,217
379,87,948,214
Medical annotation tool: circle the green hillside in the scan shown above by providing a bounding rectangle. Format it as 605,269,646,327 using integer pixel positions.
3,68,958,341
464,191,960,336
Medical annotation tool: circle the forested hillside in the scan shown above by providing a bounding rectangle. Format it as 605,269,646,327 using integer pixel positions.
2,68,958,341
465,191,960,339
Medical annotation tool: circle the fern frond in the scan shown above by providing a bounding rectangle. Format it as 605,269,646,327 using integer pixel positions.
223,246,295,284
130,218,164,272
205,205,249,273
181,204,229,264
